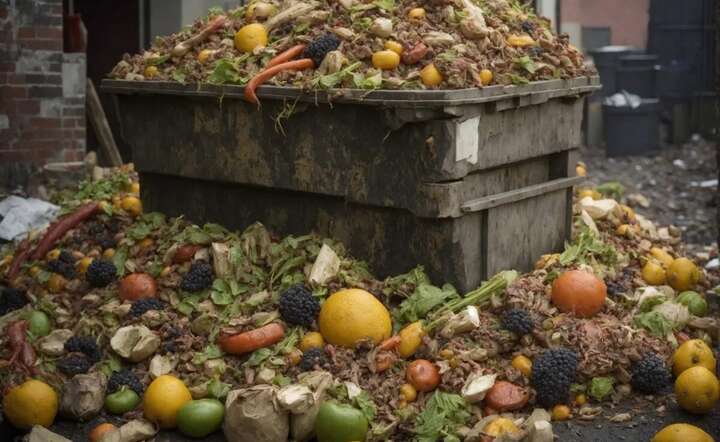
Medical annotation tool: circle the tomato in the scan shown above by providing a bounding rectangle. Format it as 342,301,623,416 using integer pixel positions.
105,387,141,415
177,399,225,438
315,402,368,442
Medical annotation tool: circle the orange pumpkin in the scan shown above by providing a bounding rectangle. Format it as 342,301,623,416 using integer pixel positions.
551,270,607,318
119,273,158,301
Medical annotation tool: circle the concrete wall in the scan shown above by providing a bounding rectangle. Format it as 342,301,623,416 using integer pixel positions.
149,0,240,43
0,0,87,188
561,0,650,49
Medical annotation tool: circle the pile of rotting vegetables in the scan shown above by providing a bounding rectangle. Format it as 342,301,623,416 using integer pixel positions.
108,0,595,103
0,166,718,442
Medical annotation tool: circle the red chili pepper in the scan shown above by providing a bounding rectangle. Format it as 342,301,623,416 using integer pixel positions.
266,44,307,69
244,58,315,105
31,202,99,261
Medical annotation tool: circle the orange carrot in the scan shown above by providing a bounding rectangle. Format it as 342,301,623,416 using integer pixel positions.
218,323,285,355
266,44,306,69
244,58,314,105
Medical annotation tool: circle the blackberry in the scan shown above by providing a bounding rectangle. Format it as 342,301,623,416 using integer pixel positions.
299,348,327,371
98,235,117,250
57,354,92,376
630,353,671,394
302,34,341,67
86,259,117,288
180,261,214,292
129,298,164,317
501,308,534,336
65,336,102,363
47,251,76,279
107,369,144,395
530,348,578,407
0,287,29,316
278,284,320,327
521,20,535,33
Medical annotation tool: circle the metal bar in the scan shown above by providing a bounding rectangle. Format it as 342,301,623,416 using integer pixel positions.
461,176,585,213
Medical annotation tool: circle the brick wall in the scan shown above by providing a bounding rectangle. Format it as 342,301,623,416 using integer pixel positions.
562,0,649,49
0,0,87,189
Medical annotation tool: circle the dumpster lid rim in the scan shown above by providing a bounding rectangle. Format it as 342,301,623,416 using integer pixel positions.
101,76,600,106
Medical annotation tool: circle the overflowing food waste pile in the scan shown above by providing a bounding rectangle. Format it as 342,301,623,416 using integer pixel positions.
0,166,718,442
109,0,594,101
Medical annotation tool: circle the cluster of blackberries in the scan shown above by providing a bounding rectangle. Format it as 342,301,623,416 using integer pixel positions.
0,287,29,316
180,261,214,292
531,348,579,407
299,348,328,371
108,369,143,395
501,308,534,336
86,259,117,288
58,336,101,376
630,353,671,394
47,251,76,279
302,34,340,67
129,298,164,317
279,285,320,327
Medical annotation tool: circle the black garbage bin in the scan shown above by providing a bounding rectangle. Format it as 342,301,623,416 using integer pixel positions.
616,54,659,98
589,46,636,98
603,99,661,156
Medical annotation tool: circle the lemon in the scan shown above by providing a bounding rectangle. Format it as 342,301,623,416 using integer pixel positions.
300,331,325,352
76,257,93,274
408,7,426,19
551,404,571,421
144,375,192,428
672,339,716,377
642,260,667,286
675,366,719,414
619,204,636,222
144,66,158,78
47,273,67,293
667,258,701,291
576,164,587,177
577,189,601,200
511,355,532,377
652,423,715,442
420,64,442,87
650,247,674,268
235,23,268,53
121,196,143,217
398,321,424,358
372,50,400,70
3,379,59,429
483,417,520,437
319,289,392,347
384,41,403,55
479,69,493,86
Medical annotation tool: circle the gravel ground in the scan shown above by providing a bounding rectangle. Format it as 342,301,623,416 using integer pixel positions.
581,138,718,252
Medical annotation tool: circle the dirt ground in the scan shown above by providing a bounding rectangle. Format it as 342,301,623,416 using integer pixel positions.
581,138,719,253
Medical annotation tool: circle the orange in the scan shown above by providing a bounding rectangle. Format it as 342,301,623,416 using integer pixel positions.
551,270,607,317
3,380,58,429
318,289,391,347
144,375,192,428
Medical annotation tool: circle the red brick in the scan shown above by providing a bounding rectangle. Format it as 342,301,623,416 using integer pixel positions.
35,27,62,39
17,27,34,39
62,106,84,117
20,39,62,51
28,86,61,98
2,86,28,98
15,100,40,115
0,7,8,20
6,73,26,83
0,62,15,72
31,117,62,129
23,129,64,140
62,117,85,128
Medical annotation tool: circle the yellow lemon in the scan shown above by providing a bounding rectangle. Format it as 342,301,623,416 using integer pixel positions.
576,164,587,177
372,50,400,70
408,7,426,19
121,196,143,217
667,257,701,291
673,339,716,377
384,41,403,55
299,331,325,352
144,375,192,428
144,66,158,78
319,289,392,347
675,366,719,414
420,64,442,87
479,69,493,86
235,23,268,53
577,188,602,200
551,404,571,421
399,383,417,402
3,379,59,429
642,260,667,286
650,247,674,269
652,423,715,442
511,355,532,377
483,417,521,437
398,321,425,358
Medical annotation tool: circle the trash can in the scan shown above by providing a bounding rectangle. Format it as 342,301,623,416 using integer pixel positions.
616,54,659,98
103,77,599,291
604,99,661,156
589,46,637,98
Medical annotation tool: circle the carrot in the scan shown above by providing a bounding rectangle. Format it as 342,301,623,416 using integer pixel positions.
244,58,315,105
378,335,401,352
31,202,99,261
266,44,306,69
218,323,285,355
6,238,31,282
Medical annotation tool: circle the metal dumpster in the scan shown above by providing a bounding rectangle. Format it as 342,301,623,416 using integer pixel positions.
103,77,599,291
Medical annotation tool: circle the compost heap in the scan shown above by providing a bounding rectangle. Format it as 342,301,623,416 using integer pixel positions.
109,0,594,92
0,167,718,442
